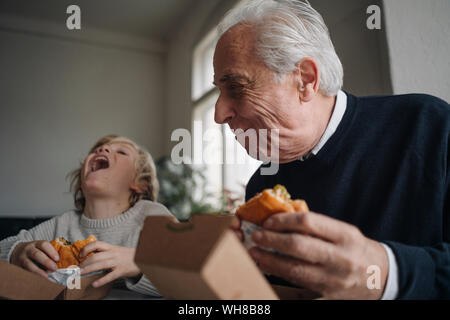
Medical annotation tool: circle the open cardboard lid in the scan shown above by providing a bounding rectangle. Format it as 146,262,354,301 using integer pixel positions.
0,260,64,300
135,214,236,271
60,273,113,300
135,214,279,299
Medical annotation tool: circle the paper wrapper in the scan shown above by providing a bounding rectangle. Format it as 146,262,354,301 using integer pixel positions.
47,266,104,288
241,220,278,255
242,220,284,283
241,220,261,250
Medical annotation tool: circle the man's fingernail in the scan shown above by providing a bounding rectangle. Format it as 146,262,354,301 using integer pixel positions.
92,281,99,288
54,256,59,261
264,219,273,228
252,231,262,241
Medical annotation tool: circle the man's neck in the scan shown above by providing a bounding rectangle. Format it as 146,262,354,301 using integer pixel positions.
308,94,337,153
83,196,131,220
281,94,336,162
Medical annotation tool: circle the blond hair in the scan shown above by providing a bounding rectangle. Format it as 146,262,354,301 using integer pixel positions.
68,135,159,211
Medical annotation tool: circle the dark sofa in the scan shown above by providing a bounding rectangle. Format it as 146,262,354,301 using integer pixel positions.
0,217,51,242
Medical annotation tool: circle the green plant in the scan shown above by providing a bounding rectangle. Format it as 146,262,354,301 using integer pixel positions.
155,156,223,221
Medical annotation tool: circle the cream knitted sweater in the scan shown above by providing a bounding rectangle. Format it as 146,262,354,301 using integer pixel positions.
0,200,173,297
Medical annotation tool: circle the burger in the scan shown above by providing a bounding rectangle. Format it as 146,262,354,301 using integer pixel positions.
236,184,309,226
50,235,97,269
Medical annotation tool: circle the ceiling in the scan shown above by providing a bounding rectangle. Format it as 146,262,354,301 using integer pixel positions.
0,0,197,41
0,0,377,42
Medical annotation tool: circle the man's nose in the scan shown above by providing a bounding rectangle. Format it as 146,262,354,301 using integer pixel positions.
214,95,235,124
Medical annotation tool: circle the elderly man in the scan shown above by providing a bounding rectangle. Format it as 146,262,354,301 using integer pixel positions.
213,0,449,299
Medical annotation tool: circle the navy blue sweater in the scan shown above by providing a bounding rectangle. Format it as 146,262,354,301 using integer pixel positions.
246,92,450,299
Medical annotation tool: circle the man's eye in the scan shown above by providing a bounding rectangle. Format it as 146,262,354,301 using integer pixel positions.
228,84,243,90
228,85,244,98
118,151,127,155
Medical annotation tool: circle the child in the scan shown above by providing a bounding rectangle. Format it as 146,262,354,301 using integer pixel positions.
0,134,173,297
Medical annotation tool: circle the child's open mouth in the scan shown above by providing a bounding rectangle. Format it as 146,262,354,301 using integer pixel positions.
89,155,110,173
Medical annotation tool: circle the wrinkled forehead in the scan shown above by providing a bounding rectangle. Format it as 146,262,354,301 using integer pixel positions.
217,24,255,52
214,24,268,83
216,25,252,59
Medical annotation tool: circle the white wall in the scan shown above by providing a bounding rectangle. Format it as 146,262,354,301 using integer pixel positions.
320,0,392,96
0,18,166,217
164,0,239,156
383,0,450,102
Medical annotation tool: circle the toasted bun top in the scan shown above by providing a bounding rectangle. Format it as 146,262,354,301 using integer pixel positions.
236,185,308,225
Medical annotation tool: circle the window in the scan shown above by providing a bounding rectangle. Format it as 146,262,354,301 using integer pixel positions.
192,27,261,208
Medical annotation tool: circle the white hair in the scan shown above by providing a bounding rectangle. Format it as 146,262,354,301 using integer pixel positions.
217,0,343,96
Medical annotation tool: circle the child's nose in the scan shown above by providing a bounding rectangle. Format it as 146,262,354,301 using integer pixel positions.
97,145,111,154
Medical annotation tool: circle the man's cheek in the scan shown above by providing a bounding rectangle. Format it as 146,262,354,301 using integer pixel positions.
239,101,272,128
246,96,279,125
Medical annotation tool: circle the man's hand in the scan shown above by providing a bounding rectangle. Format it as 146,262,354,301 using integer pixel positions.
230,216,244,241
10,241,59,278
248,211,389,300
79,241,141,288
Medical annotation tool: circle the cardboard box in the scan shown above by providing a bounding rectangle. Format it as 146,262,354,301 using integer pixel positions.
135,214,307,300
0,260,112,300
57,272,113,300
0,260,63,300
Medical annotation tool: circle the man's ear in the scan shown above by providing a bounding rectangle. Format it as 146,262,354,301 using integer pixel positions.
296,58,320,102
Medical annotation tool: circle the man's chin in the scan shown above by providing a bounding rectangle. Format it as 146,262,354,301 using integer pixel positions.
242,147,299,164
241,148,281,164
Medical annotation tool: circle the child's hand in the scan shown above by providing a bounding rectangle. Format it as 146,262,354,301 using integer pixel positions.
11,241,59,278
78,241,141,287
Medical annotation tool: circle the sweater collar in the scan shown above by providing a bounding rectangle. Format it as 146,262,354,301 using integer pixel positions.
80,200,143,229
296,91,357,164
299,90,347,161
